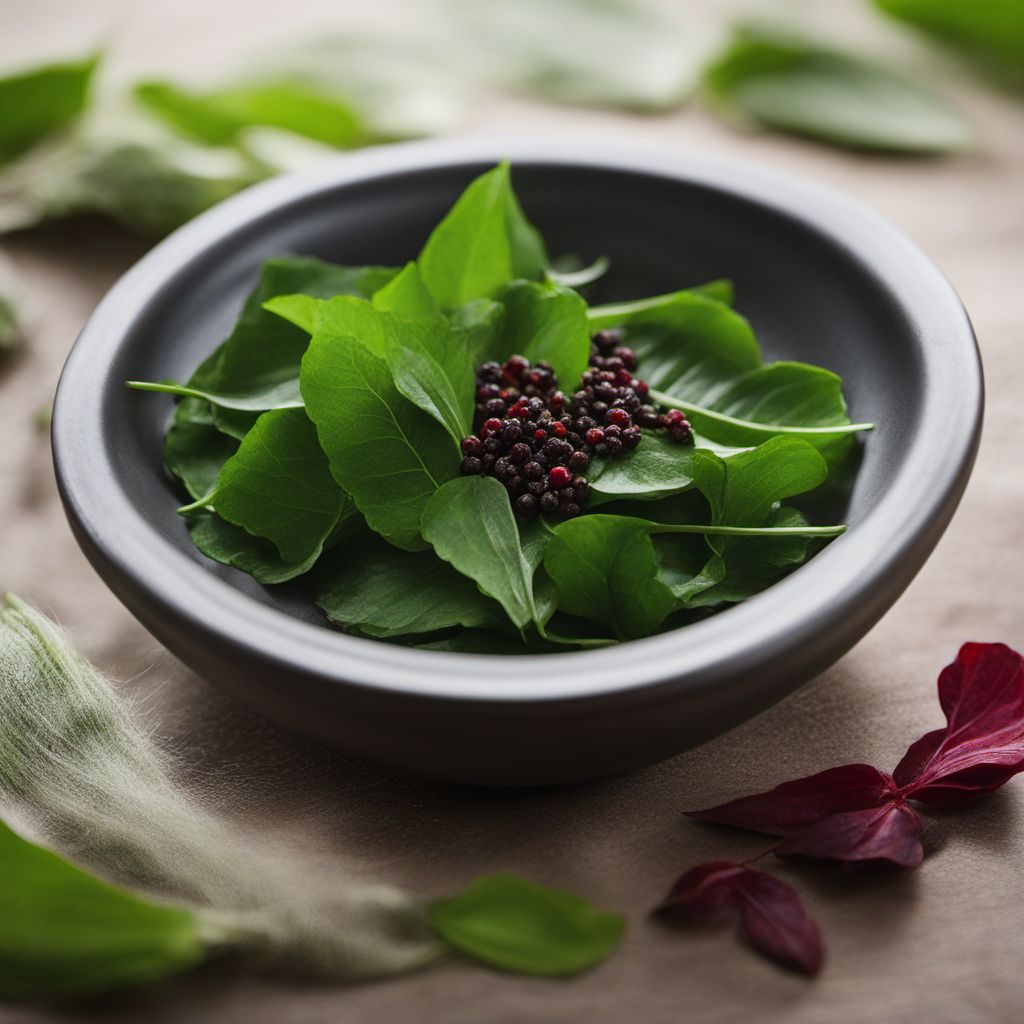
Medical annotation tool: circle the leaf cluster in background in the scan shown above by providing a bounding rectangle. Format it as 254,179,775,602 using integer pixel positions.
704,23,971,154
131,164,859,651
0,0,1002,244
658,641,1024,974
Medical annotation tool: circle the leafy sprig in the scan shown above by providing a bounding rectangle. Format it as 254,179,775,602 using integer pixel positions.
661,642,1024,974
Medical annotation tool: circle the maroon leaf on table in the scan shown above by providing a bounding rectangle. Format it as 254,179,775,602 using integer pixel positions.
685,764,898,836
894,642,1024,804
656,861,823,975
777,801,924,867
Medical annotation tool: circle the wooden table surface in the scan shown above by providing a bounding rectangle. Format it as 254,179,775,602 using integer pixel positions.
2,2,1023,1021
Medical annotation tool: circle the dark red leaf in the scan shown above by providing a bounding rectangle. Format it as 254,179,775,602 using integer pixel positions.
777,801,924,867
685,764,898,835
657,861,823,975
894,643,1024,804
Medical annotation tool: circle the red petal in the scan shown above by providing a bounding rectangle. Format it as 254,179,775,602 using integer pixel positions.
777,801,924,867
685,764,898,836
895,643,1024,803
656,862,823,975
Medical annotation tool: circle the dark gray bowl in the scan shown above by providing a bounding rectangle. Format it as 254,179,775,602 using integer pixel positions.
52,139,982,785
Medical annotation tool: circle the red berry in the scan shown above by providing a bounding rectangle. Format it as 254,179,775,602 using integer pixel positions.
606,408,630,428
534,429,547,441
549,466,572,488
553,422,567,437
665,409,686,427
502,355,529,382
585,428,605,446
482,417,502,437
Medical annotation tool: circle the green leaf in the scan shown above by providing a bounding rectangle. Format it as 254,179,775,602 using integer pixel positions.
429,874,624,976
317,540,509,638
444,0,705,111
418,162,547,309
596,287,870,453
0,818,207,1000
127,377,303,412
371,261,440,319
547,438,841,630
874,0,1024,88
704,25,970,153
677,436,833,606
185,408,343,566
495,280,591,390
187,511,325,584
450,297,508,364
135,78,363,148
131,259,397,439
301,330,456,550
288,294,475,443
597,288,761,387
165,418,239,500
161,348,239,500
208,258,396,432
544,515,676,640
585,278,735,328
0,53,98,165
421,476,545,631
588,432,748,504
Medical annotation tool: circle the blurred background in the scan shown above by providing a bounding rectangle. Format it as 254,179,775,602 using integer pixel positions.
1,2,1023,1019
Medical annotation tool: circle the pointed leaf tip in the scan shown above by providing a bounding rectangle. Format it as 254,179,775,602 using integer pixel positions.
895,642,1024,804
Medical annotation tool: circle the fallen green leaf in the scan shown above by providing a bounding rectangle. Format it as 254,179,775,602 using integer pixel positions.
429,874,624,976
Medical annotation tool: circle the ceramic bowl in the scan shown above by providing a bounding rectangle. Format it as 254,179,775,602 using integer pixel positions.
52,139,982,785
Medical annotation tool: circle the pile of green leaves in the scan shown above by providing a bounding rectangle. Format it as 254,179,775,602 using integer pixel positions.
131,164,867,651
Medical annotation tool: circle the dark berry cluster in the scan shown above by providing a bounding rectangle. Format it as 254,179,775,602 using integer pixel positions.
583,330,694,445
459,330,693,519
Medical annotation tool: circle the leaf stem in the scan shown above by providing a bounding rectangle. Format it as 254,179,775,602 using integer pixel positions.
126,380,204,400
649,389,874,437
651,523,847,538
177,490,216,515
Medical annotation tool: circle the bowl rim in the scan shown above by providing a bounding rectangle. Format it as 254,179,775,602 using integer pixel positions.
52,137,983,704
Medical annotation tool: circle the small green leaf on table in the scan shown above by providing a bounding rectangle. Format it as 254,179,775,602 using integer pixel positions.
429,873,624,976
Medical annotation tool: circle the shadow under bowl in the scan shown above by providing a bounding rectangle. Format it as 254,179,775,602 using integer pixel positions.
52,139,982,785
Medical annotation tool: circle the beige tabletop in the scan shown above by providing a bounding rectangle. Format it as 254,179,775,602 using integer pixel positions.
2,1,1024,1021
